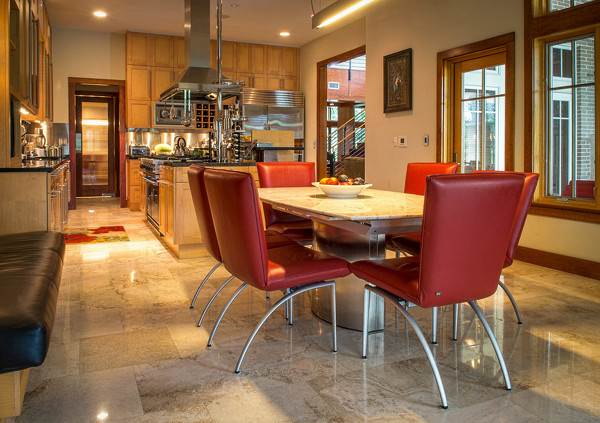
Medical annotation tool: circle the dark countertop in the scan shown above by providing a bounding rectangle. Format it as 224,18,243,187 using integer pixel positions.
0,158,70,173
162,160,256,167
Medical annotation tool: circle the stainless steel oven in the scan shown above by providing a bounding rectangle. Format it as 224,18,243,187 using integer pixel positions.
141,158,161,232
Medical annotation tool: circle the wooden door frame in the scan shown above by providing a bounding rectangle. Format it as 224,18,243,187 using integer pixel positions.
436,33,515,170
75,94,117,197
68,77,126,209
316,45,366,179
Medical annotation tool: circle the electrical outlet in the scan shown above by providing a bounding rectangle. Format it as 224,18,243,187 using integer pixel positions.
424,135,429,147
398,136,407,147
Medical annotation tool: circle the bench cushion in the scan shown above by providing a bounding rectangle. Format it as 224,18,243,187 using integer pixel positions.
0,232,64,374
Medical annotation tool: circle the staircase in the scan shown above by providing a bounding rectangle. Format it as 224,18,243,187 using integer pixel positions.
327,109,366,176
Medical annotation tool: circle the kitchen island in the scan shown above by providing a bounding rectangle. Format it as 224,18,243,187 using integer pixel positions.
156,161,258,258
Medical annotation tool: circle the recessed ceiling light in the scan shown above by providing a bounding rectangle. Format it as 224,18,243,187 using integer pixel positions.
279,31,291,37
93,10,107,18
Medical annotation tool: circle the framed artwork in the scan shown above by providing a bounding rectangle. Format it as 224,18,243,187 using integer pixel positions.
383,48,412,113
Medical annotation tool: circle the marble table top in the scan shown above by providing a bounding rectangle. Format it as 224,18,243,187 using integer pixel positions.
258,186,424,222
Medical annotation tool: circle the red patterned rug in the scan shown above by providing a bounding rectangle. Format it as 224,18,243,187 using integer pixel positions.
64,226,130,244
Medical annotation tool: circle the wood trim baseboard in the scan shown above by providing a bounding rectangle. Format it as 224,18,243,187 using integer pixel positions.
516,246,600,280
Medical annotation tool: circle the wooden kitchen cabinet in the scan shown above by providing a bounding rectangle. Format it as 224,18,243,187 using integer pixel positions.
151,35,173,67
128,101,152,129
173,36,187,68
125,32,300,128
127,32,151,65
151,67,173,101
127,66,151,101
126,159,141,211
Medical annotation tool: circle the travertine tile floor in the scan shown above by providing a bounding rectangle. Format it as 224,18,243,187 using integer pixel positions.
11,198,600,422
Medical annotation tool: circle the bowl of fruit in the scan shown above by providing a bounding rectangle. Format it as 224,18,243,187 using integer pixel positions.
312,175,372,199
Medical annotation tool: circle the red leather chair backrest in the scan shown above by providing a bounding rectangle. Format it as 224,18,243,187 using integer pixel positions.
257,162,316,225
404,162,459,196
563,180,595,199
187,165,221,262
418,173,524,308
203,168,270,290
474,171,539,267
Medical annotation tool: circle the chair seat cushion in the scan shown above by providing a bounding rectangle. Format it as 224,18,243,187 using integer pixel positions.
386,232,421,256
266,244,350,291
267,220,314,242
350,257,421,305
265,230,296,249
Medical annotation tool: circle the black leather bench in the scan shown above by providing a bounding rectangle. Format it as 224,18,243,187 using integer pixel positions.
0,231,64,418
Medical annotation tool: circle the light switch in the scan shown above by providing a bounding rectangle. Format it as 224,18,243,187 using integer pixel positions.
424,135,429,146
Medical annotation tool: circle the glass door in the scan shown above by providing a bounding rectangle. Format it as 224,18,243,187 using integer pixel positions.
453,52,507,172
75,96,116,197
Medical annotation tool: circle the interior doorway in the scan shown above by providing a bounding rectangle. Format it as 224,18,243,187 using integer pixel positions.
68,78,126,209
75,94,118,197
317,46,366,178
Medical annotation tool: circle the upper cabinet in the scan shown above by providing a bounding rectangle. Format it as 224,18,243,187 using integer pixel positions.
173,37,187,69
151,36,173,67
127,32,151,66
125,32,300,128
8,0,53,120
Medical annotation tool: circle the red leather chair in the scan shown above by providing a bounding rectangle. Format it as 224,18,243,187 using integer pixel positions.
563,180,595,199
257,162,315,243
203,168,350,373
187,166,294,327
352,173,524,408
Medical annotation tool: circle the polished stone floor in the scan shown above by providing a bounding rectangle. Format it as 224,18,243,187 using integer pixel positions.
11,198,600,422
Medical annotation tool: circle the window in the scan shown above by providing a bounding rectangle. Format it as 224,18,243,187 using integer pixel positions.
328,81,340,90
526,0,600,219
545,35,596,201
437,33,515,172
550,0,595,12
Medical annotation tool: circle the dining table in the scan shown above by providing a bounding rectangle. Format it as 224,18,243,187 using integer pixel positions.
258,186,425,332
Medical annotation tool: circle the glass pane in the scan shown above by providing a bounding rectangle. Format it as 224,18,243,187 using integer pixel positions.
547,89,572,197
483,96,506,171
574,85,596,200
550,0,571,11
549,42,573,88
574,0,594,5
462,69,482,99
81,102,109,187
461,99,482,173
485,64,506,95
327,106,338,121
574,36,595,85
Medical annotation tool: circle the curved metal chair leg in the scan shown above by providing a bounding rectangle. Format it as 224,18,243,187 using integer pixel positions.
288,289,294,326
364,285,448,409
498,281,523,324
196,276,234,328
452,304,459,341
234,281,336,374
207,282,248,347
468,300,512,390
361,288,371,358
431,307,439,344
189,262,222,309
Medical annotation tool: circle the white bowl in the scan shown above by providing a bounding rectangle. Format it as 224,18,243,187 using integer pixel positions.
312,182,372,199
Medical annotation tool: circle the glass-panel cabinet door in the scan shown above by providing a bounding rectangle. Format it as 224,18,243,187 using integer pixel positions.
453,52,507,173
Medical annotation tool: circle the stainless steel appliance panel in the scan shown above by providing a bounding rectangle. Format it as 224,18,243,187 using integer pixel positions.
267,106,304,140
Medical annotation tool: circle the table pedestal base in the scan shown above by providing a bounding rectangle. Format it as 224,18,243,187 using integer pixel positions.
310,221,386,332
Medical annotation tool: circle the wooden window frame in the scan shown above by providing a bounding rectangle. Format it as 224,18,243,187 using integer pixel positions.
436,33,516,171
524,0,600,223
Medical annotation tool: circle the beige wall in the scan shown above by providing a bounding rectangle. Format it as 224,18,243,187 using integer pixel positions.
300,0,600,262
52,28,126,123
300,18,366,164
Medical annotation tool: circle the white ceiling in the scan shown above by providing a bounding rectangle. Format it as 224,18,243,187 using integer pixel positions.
45,0,346,47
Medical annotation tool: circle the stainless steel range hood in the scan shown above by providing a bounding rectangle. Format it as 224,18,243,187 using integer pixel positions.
159,0,241,102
